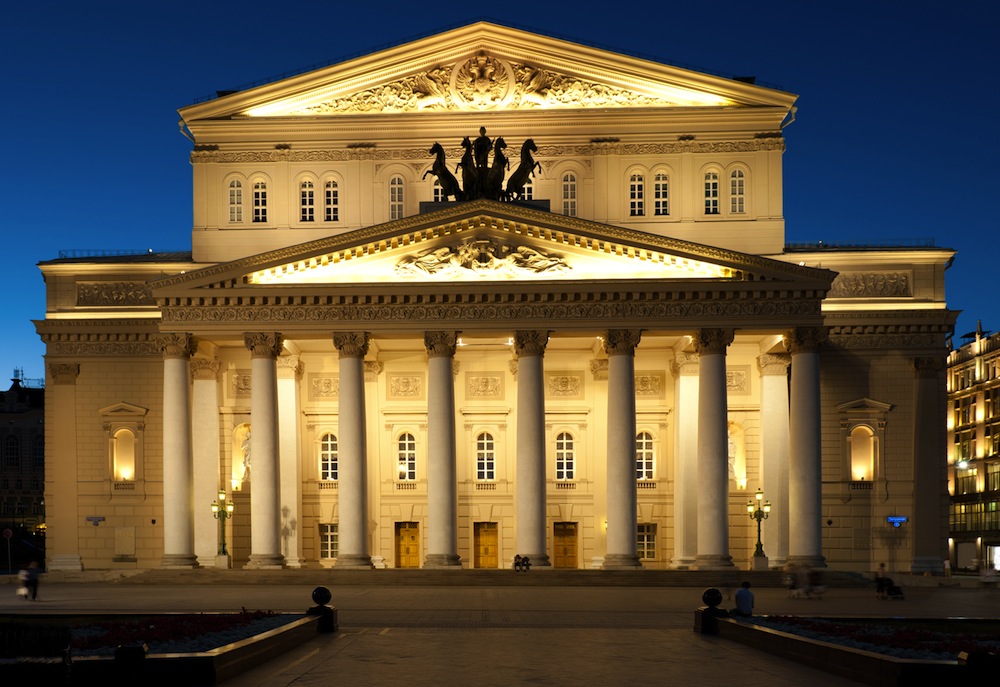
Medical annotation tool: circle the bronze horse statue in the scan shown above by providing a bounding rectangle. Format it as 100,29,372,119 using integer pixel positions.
456,136,479,199
423,142,463,201
504,139,540,201
485,137,508,200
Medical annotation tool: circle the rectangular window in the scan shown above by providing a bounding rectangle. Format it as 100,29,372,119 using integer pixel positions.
319,524,338,559
956,468,978,495
228,182,243,223
629,175,644,216
389,177,404,220
637,523,656,560
730,171,745,213
397,433,416,481
300,181,315,222
477,433,495,481
253,182,267,223
704,173,719,214
325,181,339,222
653,174,669,215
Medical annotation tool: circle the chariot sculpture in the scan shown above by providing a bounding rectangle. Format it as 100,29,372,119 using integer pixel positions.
423,127,540,202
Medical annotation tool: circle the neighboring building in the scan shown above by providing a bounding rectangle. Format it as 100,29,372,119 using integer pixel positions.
35,22,956,574
0,371,45,570
947,322,1000,572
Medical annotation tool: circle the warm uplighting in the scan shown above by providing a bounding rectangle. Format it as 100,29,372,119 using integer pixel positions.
116,467,134,481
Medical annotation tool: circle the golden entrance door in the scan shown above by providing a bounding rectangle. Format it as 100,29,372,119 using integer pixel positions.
553,522,578,569
474,522,499,569
395,522,421,568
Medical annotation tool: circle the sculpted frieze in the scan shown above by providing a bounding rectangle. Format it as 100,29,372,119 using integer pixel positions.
395,239,568,278
828,272,911,299
77,282,155,307
288,52,672,116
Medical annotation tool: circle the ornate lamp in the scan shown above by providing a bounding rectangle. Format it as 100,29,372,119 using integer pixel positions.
211,489,235,557
747,488,771,558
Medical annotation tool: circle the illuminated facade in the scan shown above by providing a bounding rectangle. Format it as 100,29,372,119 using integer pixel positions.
947,323,1000,571
36,22,956,573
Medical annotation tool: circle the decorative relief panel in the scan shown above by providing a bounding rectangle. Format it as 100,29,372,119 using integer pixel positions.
229,370,252,399
309,374,339,400
547,372,584,399
726,366,751,396
635,371,665,399
396,239,568,278
388,373,425,400
828,272,911,298
466,373,504,399
77,282,155,307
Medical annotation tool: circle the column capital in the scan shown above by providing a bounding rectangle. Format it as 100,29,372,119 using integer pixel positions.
913,356,945,378
47,363,80,385
757,353,791,375
783,326,828,354
364,361,384,382
157,333,196,359
424,331,459,358
333,331,369,358
670,351,699,375
243,332,283,358
514,330,549,357
590,359,609,380
277,355,303,380
603,329,641,356
190,357,221,381
693,328,734,355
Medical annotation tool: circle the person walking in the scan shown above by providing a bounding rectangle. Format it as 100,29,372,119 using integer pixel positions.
22,560,41,600
875,563,889,599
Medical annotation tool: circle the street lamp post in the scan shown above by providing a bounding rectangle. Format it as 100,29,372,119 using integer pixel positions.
747,488,771,570
211,490,235,567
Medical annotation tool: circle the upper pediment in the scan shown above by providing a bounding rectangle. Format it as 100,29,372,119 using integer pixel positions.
152,200,832,295
180,22,796,122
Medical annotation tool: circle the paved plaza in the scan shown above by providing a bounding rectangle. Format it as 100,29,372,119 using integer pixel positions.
3,572,999,686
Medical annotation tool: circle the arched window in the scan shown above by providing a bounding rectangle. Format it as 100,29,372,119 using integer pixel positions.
629,174,645,216
324,180,340,222
635,432,654,480
397,432,416,480
319,433,338,481
252,180,268,223
389,176,405,220
850,426,875,481
561,173,577,217
556,432,575,480
300,180,315,222
653,173,669,216
476,432,495,481
730,169,745,214
113,428,135,481
228,180,243,223
704,172,719,214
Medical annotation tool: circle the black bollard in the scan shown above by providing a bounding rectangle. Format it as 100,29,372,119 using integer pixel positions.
307,586,338,633
694,588,729,635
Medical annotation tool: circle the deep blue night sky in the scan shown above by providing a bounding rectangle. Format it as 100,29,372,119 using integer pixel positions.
3,1,996,382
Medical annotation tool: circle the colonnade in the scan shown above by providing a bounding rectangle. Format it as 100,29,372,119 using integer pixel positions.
157,326,827,570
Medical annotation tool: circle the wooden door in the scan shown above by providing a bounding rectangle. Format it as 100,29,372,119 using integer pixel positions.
553,522,578,569
395,522,420,568
474,522,499,569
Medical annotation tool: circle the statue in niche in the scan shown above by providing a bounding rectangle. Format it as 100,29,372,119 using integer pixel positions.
241,427,252,480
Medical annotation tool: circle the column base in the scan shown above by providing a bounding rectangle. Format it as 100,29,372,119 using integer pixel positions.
215,554,232,569
160,554,199,569
693,554,734,570
245,553,285,570
670,557,697,570
786,554,826,569
752,555,770,571
47,555,83,572
334,554,373,569
424,553,462,568
601,554,642,569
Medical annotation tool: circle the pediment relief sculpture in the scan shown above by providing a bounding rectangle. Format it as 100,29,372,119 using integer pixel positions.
287,51,678,115
395,238,568,279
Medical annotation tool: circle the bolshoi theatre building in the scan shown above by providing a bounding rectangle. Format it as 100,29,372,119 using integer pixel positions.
36,22,956,574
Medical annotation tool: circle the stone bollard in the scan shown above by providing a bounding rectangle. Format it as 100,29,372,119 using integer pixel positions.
307,586,339,633
693,588,729,635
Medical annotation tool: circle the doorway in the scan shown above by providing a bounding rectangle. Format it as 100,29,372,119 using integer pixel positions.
474,522,499,569
553,522,578,569
395,522,420,568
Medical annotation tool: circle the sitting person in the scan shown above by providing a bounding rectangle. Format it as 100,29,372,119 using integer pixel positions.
513,554,522,572
732,581,754,617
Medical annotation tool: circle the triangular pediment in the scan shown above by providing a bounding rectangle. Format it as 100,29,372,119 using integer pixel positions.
152,200,832,294
181,22,796,122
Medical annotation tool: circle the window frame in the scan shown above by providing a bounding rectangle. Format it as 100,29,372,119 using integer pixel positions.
555,431,575,480
635,431,655,480
476,432,496,481
319,432,338,481
397,432,417,481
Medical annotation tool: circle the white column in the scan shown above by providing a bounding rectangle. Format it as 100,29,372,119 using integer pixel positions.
515,330,550,567
244,332,284,569
670,351,699,569
603,329,642,569
191,357,222,567
334,332,372,569
911,356,948,574
424,332,462,568
785,327,826,568
277,355,304,568
758,353,791,568
695,328,735,570
159,333,198,568
45,363,83,571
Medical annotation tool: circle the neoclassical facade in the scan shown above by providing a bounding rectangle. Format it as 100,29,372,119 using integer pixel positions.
36,22,955,573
